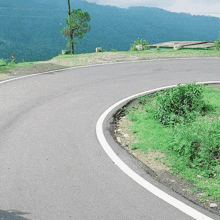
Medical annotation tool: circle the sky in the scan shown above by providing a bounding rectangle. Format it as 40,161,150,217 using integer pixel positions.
86,0,220,18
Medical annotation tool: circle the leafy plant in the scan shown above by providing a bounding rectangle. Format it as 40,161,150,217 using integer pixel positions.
0,59,7,66
130,39,148,51
123,84,220,201
170,117,220,178
155,83,206,125
214,33,220,50
62,49,71,54
110,49,118,52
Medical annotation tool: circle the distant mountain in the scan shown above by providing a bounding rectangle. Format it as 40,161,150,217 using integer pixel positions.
0,0,219,62
0,0,59,9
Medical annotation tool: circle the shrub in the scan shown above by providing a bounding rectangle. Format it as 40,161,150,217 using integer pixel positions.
214,33,220,50
155,83,206,125
0,59,7,66
130,39,148,51
170,117,220,178
62,49,71,54
110,49,118,52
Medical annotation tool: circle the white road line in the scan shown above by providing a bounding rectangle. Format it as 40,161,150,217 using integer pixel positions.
1,59,219,218
1,57,220,84
96,82,220,220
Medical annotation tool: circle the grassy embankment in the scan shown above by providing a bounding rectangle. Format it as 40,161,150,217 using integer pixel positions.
124,84,220,204
1,48,220,81
0,60,39,81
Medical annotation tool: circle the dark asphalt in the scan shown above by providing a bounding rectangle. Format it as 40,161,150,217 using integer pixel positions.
0,58,220,219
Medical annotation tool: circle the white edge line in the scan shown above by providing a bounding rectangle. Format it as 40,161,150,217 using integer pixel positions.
1,57,220,84
96,81,220,220
1,59,219,218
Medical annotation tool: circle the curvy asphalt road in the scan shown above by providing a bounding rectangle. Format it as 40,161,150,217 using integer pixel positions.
1,58,220,220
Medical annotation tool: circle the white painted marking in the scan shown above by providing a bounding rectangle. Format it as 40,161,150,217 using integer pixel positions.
96,82,220,220
1,58,219,218
1,57,220,84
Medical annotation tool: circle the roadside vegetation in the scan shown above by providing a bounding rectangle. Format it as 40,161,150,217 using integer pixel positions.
130,38,149,51
124,83,220,203
0,59,40,80
1,36,220,207
50,47,220,67
1,35,220,81
1,48,220,81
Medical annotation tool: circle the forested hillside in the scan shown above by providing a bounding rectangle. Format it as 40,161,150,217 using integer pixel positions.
0,0,219,62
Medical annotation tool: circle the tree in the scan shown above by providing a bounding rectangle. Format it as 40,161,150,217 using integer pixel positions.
61,8,91,54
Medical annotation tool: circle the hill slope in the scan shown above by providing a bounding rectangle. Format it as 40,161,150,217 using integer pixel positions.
0,0,219,62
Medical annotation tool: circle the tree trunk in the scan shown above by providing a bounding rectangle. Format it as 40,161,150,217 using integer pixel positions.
68,0,71,16
71,41,74,54
68,0,74,54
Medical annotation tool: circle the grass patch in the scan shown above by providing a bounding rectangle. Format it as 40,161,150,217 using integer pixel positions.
50,49,220,66
125,84,220,202
1,48,220,81
0,60,39,72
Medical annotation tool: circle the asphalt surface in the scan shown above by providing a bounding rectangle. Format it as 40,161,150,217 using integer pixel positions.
1,58,220,220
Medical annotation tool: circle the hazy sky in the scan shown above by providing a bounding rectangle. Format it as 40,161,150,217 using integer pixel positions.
86,0,220,18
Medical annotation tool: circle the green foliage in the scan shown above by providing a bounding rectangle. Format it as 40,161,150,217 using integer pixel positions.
61,8,91,54
125,85,220,201
62,49,71,54
130,39,149,51
96,47,102,52
137,93,155,104
0,57,17,67
170,117,220,178
155,83,206,125
0,59,7,66
214,33,220,50
110,49,118,52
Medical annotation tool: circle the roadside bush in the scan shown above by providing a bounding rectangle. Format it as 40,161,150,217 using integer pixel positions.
110,49,118,52
62,49,71,54
214,33,220,50
170,117,220,178
130,39,148,51
155,83,206,125
0,59,7,66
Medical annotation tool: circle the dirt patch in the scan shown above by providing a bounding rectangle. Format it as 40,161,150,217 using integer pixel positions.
112,97,220,216
1,52,220,81
7,62,66,77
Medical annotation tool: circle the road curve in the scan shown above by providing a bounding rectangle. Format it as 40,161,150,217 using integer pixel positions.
0,58,220,220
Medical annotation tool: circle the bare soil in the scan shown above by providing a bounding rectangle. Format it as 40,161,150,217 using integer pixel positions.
6,62,66,77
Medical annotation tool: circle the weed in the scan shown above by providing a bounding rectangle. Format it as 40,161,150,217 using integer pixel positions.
0,59,7,66
130,39,148,51
170,117,220,178
125,84,220,201
214,33,220,50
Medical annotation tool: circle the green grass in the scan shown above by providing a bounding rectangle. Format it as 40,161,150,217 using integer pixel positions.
53,48,220,60
1,48,220,81
0,60,39,71
125,85,220,202
0,60,40,80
